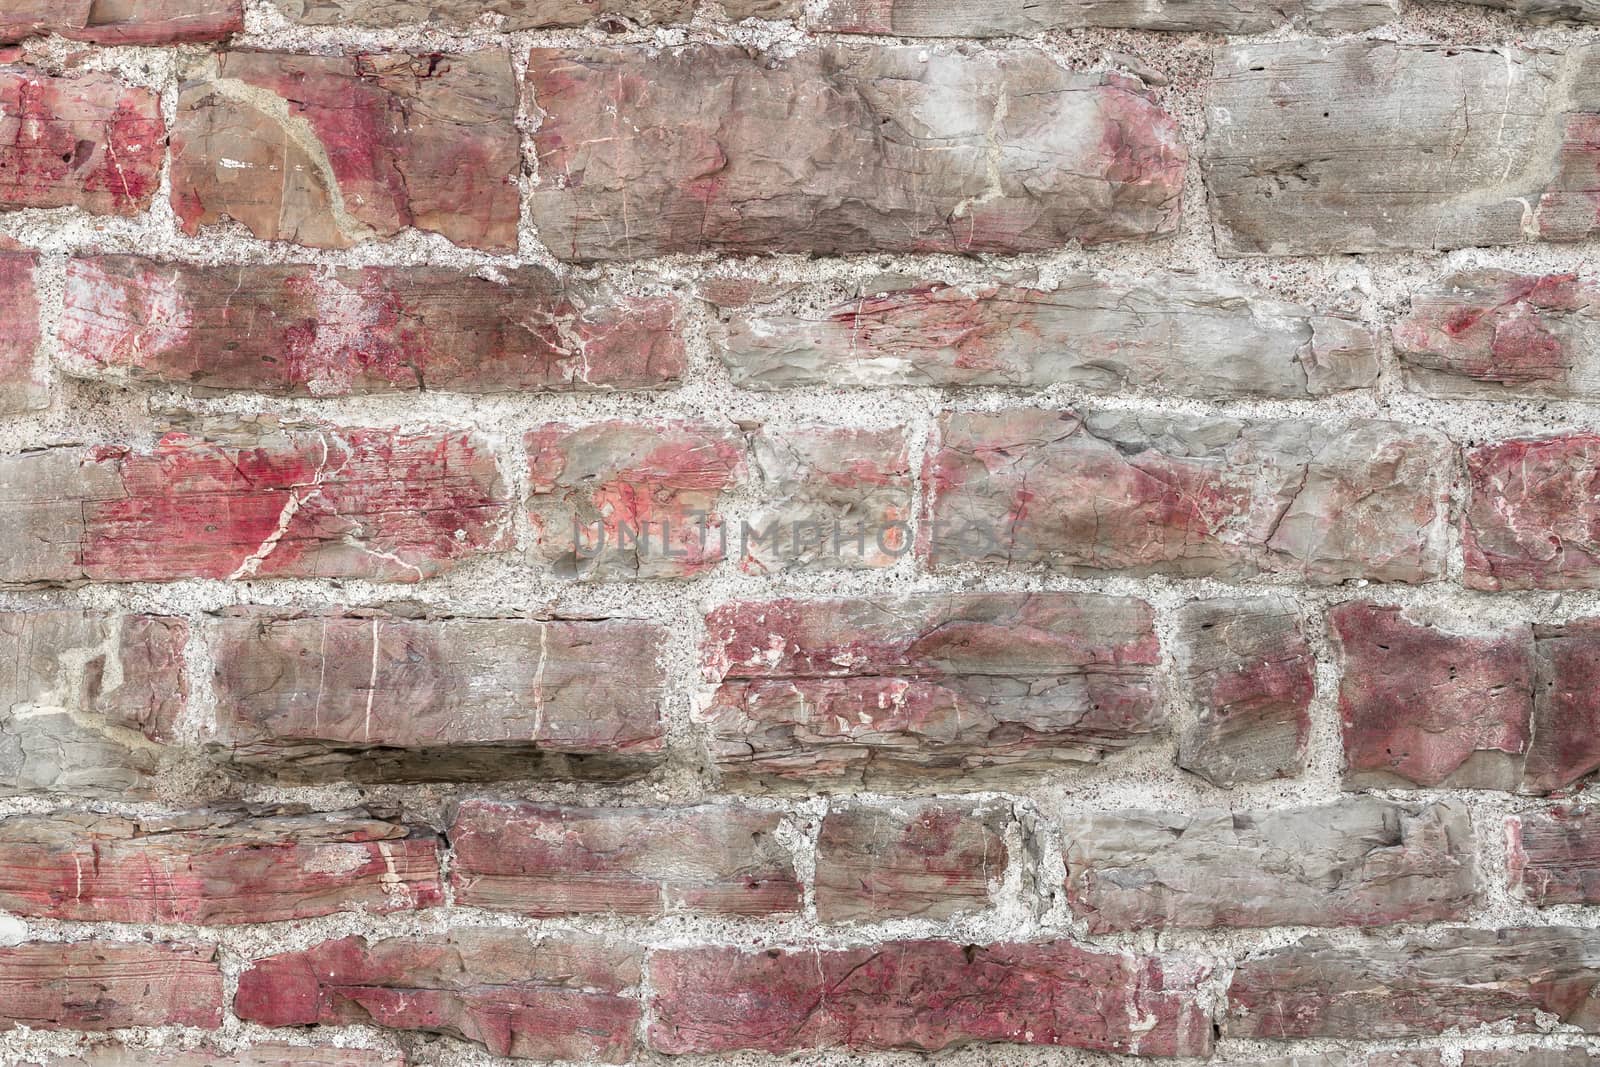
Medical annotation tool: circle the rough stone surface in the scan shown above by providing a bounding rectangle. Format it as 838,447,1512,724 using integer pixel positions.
448,799,800,917
0,942,222,1031
702,592,1163,788
1203,41,1600,256
0,1,243,44
649,939,1212,1057
210,611,667,782
1465,435,1600,590
711,274,1377,397
923,408,1453,583
0,808,441,923
274,0,796,26
1393,271,1600,400
172,51,521,251
235,930,641,1062
0,69,163,217
0,249,43,415
1226,928,1600,1039
0,610,186,799
1173,596,1314,786
0,425,510,585
31,1048,401,1067
809,0,1395,32
1061,798,1476,932
1510,807,1600,905
59,257,686,397
1525,620,1600,794
528,45,1185,261
815,799,1010,922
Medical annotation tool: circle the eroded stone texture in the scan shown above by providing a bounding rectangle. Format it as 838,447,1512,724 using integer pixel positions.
449,799,799,917
0,251,43,415
1465,435,1600,590
1463,1051,1600,1066
60,257,685,397
1204,42,1600,255
810,0,1396,32
1332,602,1534,791
0,942,222,1031
1393,271,1600,400
649,940,1212,1057
235,930,640,1062
923,408,1452,583
1231,1056,1444,1067
0,611,186,798
0,69,163,216
0,0,243,43
34,1048,402,1067
815,799,1011,922
0,809,441,923
1510,808,1600,905
528,420,746,579
274,0,795,26
172,51,520,251
702,593,1163,788
0,425,510,584
1526,620,1600,794
210,612,666,782
1173,596,1314,786
528,45,1184,261
711,274,1376,397
1062,798,1475,932
1226,928,1600,1039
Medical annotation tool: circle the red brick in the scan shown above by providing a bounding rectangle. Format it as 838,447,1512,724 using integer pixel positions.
1332,602,1534,790
210,611,666,782
0,424,510,584
528,45,1184,261
173,51,520,251
1173,596,1314,786
60,257,685,397
33,1048,400,1067
1526,620,1600,794
702,592,1163,787
0,69,162,216
236,930,639,1062
1226,928,1600,1039
923,408,1453,583
815,799,1011,922
0,942,221,1031
1466,435,1600,590
649,940,1212,1056
0,610,187,798
0,809,441,924
0,250,43,415
449,799,799,917
0,0,243,43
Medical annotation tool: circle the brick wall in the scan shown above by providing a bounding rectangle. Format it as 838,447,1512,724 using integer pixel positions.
0,0,1596,1065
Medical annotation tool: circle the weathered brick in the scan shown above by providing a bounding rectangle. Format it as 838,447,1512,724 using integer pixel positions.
816,799,1010,922
1526,620,1600,794
649,940,1212,1056
33,1048,401,1067
1393,272,1600,400
236,930,640,1062
1510,807,1600,906
1173,596,1314,786
0,425,509,585
0,809,441,924
0,250,43,415
0,942,221,1031
172,51,520,251
711,274,1376,397
60,257,685,397
449,799,799,917
1462,0,1600,20
1062,798,1475,932
210,611,666,782
1463,1052,1600,1067
274,0,796,26
1465,435,1600,590
0,610,186,798
529,45,1184,261
811,0,1396,40
1204,42,1600,255
1332,602,1534,791
923,409,1452,583
0,69,163,216
1226,928,1600,1039
0,0,242,43
702,592,1163,787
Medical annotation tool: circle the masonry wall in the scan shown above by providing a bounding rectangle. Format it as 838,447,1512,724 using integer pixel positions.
0,0,1598,1065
